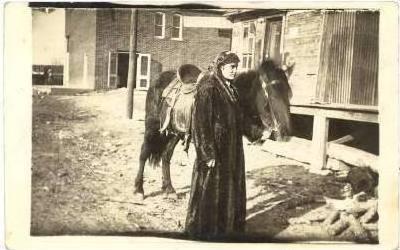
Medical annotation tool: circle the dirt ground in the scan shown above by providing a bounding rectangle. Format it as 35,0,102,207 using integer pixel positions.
31,88,378,243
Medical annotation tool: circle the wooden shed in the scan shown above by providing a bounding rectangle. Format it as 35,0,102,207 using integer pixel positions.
226,9,379,170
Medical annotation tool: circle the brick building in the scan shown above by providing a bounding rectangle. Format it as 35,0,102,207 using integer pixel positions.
65,8,232,89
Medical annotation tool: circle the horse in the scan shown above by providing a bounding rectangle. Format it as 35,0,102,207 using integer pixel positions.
133,60,292,200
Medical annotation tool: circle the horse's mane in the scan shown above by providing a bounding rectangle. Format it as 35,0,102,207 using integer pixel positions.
233,70,257,89
233,70,259,101
154,70,176,89
259,59,289,84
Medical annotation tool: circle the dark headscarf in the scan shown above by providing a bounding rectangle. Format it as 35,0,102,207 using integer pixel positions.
208,51,240,77
208,51,241,103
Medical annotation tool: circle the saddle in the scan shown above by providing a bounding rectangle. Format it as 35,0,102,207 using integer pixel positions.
159,65,202,140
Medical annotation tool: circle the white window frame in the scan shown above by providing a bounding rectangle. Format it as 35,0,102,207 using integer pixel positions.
136,53,151,90
171,14,183,40
154,12,165,39
107,51,118,88
241,21,256,71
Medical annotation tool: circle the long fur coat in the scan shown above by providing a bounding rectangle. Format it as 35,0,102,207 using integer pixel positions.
185,72,263,240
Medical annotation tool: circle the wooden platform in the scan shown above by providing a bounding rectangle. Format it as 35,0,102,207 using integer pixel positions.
290,103,378,123
288,103,379,171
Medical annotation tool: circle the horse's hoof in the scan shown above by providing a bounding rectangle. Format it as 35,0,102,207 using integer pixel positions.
133,192,145,203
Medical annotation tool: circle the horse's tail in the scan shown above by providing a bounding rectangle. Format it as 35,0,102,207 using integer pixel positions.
142,115,171,167
142,71,176,167
147,135,163,167
143,87,165,167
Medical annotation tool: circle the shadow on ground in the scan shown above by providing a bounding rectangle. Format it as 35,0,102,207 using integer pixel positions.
245,164,345,241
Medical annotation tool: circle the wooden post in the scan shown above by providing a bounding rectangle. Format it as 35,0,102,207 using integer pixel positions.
83,52,88,87
127,9,138,119
64,52,69,87
310,115,330,171
107,51,111,88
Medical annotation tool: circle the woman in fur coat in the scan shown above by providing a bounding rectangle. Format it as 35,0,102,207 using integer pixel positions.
185,51,269,241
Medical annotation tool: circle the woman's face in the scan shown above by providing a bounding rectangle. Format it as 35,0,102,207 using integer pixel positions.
220,62,238,80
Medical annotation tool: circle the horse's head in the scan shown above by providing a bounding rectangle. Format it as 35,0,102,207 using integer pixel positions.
233,70,271,139
233,59,292,141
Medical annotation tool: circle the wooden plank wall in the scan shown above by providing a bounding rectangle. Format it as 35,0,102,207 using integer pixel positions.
316,11,379,106
230,21,244,66
283,11,324,105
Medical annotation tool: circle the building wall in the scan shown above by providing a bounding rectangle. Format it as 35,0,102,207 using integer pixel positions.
283,10,324,105
230,11,323,103
66,9,97,89
94,9,232,89
350,11,378,106
230,10,378,107
316,11,379,106
95,9,131,89
32,8,66,65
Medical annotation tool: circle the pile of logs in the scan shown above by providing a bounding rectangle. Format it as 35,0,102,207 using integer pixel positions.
287,192,378,242
261,134,379,242
323,192,378,241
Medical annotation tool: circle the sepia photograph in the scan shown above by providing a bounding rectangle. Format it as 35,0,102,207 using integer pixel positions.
3,1,399,249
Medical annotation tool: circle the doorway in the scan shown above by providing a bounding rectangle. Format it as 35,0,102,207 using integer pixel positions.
107,51,151,90
117,53,129,88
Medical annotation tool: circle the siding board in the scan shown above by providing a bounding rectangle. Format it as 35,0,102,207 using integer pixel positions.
283,11,324,104
316,11,378,106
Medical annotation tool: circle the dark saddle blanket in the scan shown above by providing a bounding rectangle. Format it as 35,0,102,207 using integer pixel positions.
160,64,201,134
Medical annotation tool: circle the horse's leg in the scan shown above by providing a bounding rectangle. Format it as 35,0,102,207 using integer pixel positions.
161,135,180,200
133,141,150,201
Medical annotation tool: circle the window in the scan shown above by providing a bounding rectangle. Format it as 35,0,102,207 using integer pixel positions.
154,12,165,38
171,14,183,40
242,54,252,69
136,54,151,90
241,21,256,70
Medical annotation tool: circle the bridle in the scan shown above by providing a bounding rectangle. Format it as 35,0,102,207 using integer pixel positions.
259,75,280,133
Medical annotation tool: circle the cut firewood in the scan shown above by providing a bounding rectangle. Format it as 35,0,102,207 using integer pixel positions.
325,197,355,211
323,210,340,225
360,204,378,224
347,205,368,218
330,134,356,144
324,196,377,216
288,217,311,225
327,212,350,236
329,130,367,145
362,223,378,231
346,214,370,241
